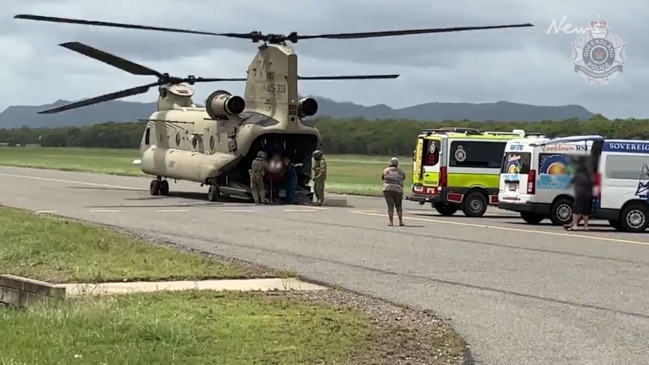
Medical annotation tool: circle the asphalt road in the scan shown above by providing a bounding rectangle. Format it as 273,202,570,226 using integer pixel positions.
2,165,649,365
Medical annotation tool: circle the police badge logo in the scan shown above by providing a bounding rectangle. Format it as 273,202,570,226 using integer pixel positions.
454,145,466,162
572,18,626,85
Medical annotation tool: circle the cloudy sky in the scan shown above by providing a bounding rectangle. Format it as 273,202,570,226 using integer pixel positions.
2,0,646,119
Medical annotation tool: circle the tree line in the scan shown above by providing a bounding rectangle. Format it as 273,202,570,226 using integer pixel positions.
1,114,647,155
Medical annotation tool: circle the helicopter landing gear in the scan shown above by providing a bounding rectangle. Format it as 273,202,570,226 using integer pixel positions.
207,185,220,202
149,176,169,196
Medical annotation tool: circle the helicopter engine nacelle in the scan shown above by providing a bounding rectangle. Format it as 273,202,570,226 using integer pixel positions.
297,97,318,117
205,90,246,120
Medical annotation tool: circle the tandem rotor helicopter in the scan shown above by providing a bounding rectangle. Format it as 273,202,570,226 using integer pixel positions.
14,13,534,202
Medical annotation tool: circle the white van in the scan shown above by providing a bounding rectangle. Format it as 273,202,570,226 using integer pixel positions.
532,136,649,232
498,137,593,225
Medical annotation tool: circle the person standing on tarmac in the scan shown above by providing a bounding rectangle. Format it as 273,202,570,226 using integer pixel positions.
283,157,302,204
382,157,406,226
312,150,327,206
249,151,267,204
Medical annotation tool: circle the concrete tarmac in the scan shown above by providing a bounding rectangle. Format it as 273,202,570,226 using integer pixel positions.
2,166,649,365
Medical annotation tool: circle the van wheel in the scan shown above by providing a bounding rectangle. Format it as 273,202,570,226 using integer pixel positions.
608,219,622,231
550,198,573,226
620,204,649,232
462,192,488,217
520,212,545,224
434,203,459,216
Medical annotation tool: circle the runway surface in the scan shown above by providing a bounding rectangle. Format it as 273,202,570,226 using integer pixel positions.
2,165,649,365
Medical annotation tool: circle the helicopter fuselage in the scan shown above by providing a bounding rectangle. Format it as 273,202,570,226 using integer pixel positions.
138,106,320,200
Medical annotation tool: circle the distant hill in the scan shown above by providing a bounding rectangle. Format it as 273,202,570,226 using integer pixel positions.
0,97,595,129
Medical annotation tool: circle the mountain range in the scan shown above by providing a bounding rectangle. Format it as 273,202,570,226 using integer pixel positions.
0,97,595,129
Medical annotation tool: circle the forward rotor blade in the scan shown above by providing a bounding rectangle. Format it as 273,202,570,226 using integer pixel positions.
60,41,162,77
14,14,253,39
38,83,157,114
298,74,399,80
296,23,534,40
194,77,248,82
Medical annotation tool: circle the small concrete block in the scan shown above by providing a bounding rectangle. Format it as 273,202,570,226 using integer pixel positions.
0,275,65,299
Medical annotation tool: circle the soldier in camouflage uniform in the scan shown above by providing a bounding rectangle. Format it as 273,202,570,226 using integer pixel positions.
312,150,327,206
249,151,267,204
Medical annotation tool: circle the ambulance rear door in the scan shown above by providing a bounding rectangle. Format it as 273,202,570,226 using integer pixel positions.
413,136,443,195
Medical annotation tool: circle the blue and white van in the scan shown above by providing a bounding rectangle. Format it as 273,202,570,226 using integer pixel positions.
532,136,649,232
498,136,593,225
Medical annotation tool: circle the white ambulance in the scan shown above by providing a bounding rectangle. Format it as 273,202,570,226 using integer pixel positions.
531,136,649,232
497,136,593,225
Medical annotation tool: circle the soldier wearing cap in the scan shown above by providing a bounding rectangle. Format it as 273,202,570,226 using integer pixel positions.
311,150,327,205
249,151,267,204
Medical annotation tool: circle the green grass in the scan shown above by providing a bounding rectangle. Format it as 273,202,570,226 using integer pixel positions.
0,290,372,365
0,206,461,364
0,147,412,196
0,206,275,283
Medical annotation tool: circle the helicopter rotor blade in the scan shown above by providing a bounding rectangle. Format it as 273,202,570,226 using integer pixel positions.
295,23,534,40
15,14,533,43
194,77,248,82
59,41,163,76
298,74,399,80
38,82,158,114
14,14,254,39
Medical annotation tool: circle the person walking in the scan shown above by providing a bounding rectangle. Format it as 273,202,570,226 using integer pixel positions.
382,157,406,226
249,151,267,204
312,150,327,206
564,161,593,231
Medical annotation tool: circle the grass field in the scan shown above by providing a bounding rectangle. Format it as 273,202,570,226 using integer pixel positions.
1,290,373,365
0,206,464,364
0,147,412,196
0,206,276,283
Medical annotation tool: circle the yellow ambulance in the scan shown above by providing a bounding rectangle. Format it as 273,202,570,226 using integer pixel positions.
406,128,532,217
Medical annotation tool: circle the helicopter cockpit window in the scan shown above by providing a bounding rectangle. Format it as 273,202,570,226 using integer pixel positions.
209,136,215,151
144,128,150,145
175,132,181,146
192,136,198,149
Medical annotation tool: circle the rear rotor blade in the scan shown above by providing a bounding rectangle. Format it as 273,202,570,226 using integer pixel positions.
298,74,399,80
14,14,254,39
60,41,162,76
296,23,534,40
38,83,157,114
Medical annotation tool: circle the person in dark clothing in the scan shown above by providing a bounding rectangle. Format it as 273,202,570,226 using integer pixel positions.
565,162,593,231
282,158,302,204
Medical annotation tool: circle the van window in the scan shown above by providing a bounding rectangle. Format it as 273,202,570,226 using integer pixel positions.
605,155,649,179
450,141,505,168
144,127,150,145
537,153,575,175
423,138,441,166
501,152,531,174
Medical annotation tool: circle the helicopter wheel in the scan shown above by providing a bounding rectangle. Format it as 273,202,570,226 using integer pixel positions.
159,180,169,196
207,185,220,202
149,180,160,196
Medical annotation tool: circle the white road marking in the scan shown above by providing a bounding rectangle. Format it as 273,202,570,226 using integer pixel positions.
89,209,121,213
35,210,57,214
284,209,317,212
350,211,649,246
156,209,189,213
351,209,378,213
0,173,144,191
221,209,255,212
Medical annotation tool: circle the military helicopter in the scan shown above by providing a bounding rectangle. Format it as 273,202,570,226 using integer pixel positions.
14,14,534,202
